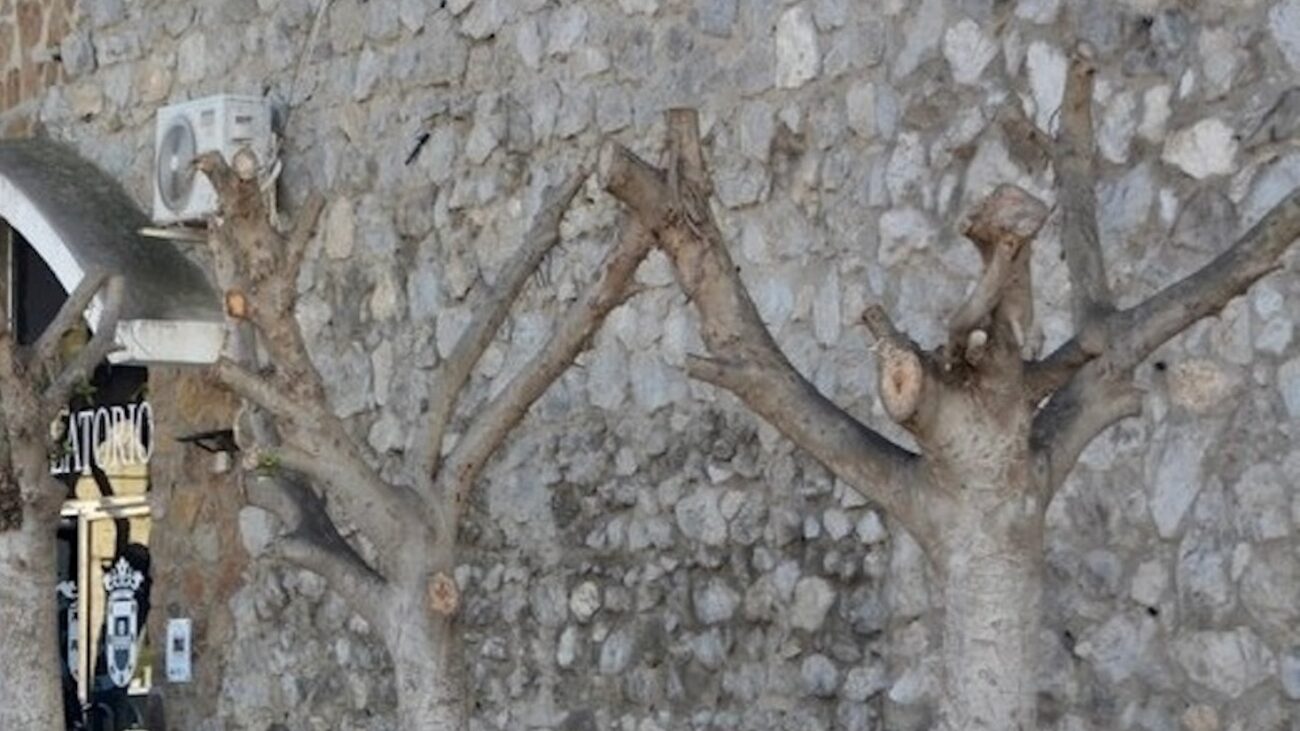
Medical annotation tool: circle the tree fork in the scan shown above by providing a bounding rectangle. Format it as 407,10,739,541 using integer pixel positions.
603,109,933,544
600,105,1300,731
199,135,651,729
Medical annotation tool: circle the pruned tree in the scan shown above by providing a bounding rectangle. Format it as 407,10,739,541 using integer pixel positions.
195,150,653,730
598,66,1300,731
0,273,125,728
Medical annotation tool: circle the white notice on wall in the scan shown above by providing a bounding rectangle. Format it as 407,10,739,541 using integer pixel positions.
166,618,192,683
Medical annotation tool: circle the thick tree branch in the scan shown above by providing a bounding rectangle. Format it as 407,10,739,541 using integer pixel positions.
215,358,317,431
0,273,122,530
227,322,284,448
1034,183,1300,405
199,152,373,411
598,142,674,227
1031,185,1300,494
442,220,654,509
684,354,747,390
229,322,389,623
952,185,1049,364
31,271,108,371
698,342,926,525
1055,46,1115,331
196,151,267,224
863,305,935,427
1107,187,1300,372
252,474,389,624
1030,86,1300,489
1031,364,1142,493
270,533,387,614
285,193,326,277
221,353,423,563
247,435,423,541
245,442,366,499
426,168,590,478
199,155,421,567
949,244,1013,348
43,276,125,406
1023,340,1094,405
666,109,711,193
602,110,926,537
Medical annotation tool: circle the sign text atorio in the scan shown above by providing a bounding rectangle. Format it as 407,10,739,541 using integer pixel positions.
50,402,153,476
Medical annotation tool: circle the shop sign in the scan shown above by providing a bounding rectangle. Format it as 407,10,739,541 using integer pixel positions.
49,402,153,476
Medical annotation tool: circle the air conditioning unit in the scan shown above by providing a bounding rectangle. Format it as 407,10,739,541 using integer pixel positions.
152,95,273,224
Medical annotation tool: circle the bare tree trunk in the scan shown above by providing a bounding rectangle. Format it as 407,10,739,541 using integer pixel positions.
0,514,65,729
936,496,1044,731
0,273,123,730
196,150,650,730
597,103,1300,731
387,609,468,731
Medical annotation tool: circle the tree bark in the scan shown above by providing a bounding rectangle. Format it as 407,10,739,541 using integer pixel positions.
386,604,468,731
0,512,64,729
0,274,123,731
586,104,1300,731
936,495,1044,731
197,150,644,731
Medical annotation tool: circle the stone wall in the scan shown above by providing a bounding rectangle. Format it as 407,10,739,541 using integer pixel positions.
7,0,1300,729
0,0,74,134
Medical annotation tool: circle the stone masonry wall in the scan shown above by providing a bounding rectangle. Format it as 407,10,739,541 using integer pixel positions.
6,0,1300,729
0,0,74,135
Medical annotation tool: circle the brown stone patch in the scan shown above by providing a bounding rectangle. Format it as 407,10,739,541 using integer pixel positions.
16,1,41,50
19,61,37,99
214,554,247,598
181,568,206,606
0,21,14,68
5,67,19,110
45,0,65,46
174,371,238,429
168,488,204,529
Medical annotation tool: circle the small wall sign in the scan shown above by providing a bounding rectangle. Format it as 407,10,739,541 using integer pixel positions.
166,618,192,683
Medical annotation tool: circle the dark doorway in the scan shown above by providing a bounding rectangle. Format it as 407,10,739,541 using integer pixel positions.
11,226,64,344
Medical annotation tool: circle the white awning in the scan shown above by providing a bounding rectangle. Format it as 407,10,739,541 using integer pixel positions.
0,139,223,365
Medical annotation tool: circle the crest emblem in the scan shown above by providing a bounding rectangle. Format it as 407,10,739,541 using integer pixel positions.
56,580,78,679
103,557,144,688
